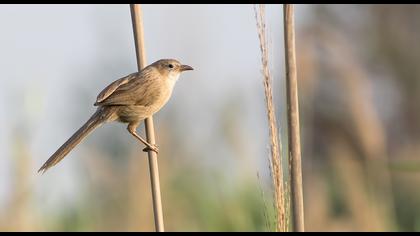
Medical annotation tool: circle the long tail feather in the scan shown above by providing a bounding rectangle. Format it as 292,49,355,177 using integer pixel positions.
38,107,115,173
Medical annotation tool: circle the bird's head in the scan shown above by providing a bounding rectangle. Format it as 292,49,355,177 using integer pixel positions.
152,59,193,80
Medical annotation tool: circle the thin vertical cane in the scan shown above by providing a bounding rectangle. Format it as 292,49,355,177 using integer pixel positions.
283,4,305,232
130,4,165,232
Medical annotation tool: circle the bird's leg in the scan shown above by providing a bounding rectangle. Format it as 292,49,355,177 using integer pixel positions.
127,123,159,154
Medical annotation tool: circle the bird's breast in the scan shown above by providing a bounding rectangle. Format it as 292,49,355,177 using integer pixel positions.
116,79,176,124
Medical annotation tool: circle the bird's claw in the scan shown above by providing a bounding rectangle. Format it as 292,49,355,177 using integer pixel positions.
143,144,159,154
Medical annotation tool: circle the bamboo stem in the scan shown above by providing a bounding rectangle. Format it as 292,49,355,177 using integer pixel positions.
130,4,165,232
283,4,305,232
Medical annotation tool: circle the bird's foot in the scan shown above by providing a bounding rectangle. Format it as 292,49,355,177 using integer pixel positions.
143,144,159,154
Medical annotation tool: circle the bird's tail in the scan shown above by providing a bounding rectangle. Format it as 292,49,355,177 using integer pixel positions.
38,106,116,174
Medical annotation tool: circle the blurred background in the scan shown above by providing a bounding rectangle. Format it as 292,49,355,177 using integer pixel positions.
0,4,419,231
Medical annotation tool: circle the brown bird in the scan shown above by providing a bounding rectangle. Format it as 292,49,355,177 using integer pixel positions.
38,59,193,173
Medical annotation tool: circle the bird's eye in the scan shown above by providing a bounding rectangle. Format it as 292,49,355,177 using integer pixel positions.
168,64,174,69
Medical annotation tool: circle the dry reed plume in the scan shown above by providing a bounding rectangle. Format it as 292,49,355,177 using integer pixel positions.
254,4,288,232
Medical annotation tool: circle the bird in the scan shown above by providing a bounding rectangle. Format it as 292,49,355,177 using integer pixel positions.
38,59,193,173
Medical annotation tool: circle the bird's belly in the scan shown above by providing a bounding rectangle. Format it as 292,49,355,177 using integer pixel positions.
115,97,170,123
115,105,153,123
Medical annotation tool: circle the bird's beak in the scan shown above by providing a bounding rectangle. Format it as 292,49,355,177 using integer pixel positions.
180,64,194,71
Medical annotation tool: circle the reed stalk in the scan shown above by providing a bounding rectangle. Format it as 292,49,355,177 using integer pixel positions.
283,4,305,232
130,4,165,232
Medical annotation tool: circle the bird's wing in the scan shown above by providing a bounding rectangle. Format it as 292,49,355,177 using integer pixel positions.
95,73,136,105
94,68,162,106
